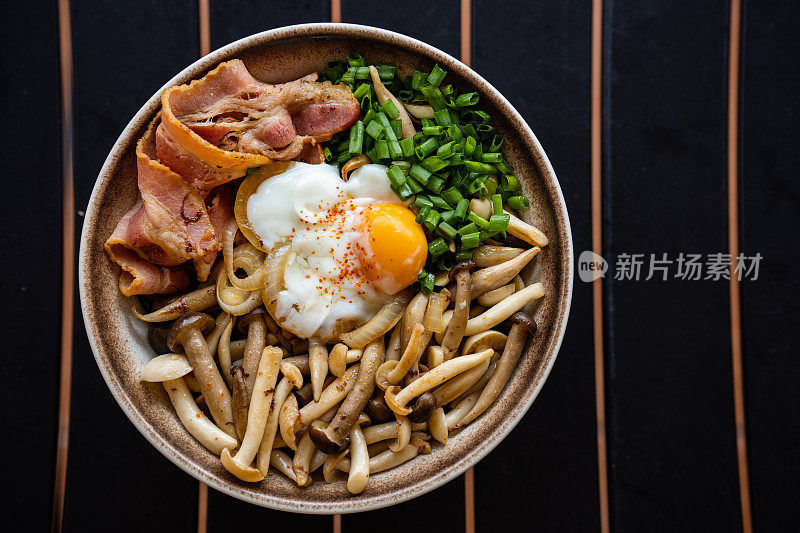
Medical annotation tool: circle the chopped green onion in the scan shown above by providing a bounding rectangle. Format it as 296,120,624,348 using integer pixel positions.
455,92,479,107
375,64,395,80
381,99,400,119
409,164,432,184
365,120,384,140
400,137,415,158
467,211,490,229
425,176,445,194
465,160,495,174
421,157,449,173
489,134,504,152
436,141,455,159
420,85,446,110
347,53,365,67
353,83,370,99
501,174,521,192
386,166,406,188
481,152,503,163
429,196,451,210
411,70,427,90
419,270,435,294
348,120,364,154
454,198,470,221
437,222,458,241
395,183,414,201
507,195,530,210
415,137,439,159
406,176,424,194
422,209,441,233
434,254,455,271
491,194,503,215
428,237,449,257
440,209,458,225
487,214,510,232
354,66,370,79
434,109,453,127
413,196,434,209
323,147,333,162
458,222,478,235
427,64,447,87
460,232,480,249
447,124,463,141
441,187,464,207
455,250,474,261
422,125,442,136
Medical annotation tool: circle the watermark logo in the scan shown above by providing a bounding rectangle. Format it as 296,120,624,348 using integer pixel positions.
577,251,762,282
578,250,608,282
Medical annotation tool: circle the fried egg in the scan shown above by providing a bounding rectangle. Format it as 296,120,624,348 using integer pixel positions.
245,162,427,340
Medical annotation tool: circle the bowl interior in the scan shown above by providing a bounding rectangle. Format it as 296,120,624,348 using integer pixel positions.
79,23,573,514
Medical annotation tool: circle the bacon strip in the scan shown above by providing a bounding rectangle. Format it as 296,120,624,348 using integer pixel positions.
158,59,358,191
105,204,190,296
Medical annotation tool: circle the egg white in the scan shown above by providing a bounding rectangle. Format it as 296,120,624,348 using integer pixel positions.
247,162,401,339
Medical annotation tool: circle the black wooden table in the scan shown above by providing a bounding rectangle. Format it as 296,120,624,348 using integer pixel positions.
5,1,797,531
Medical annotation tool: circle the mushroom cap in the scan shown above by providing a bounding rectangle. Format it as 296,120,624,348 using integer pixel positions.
462,330,508,356
168,312,215,352
451,259,476,275
509,311,538,335
294,383,314,407
308,422,350,454
236,307,266,334
407,392,436,423
140,353,193,382
366,395,394,422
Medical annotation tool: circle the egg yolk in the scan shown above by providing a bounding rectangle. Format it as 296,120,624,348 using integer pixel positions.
357,203,428,294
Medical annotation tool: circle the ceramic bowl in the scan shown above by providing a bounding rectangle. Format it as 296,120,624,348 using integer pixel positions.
79,23,573,513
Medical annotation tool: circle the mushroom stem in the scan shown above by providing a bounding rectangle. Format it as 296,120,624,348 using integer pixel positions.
477,283,515,307
369,65,416,138
389,414,411,452
205,312,232,357
385,323,426,384
446,392,480,430
298,364,360,428
441,262,474,359
505,209,549,247
335,437,430,473
257,372,303,477
308,339,328,402
460,314,536,425
134,285,217,322
169,313,235,438
162,377,237,454
309,339,384,453
433,357,492,407
464,283,544,335
269,449,298,482
384,348,493,415
220,346,282,482
428,407,448,444
470,247,540,299
347,423,370,494
293,408,335,486
279,393,301,451
231,365,249,441
385,324,402,362
240,310,267,396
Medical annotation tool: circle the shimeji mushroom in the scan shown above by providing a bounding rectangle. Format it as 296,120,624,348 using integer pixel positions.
460,313,537,426
308,339,328,402
309,339,384,453
472,245,525,268
440,261,476,359
230,365,249,440
238,308,267,396
384,349,493,416
297,364,360,429
470,247,541,299
463,283,544,335
432,357,492,407
256,363,303,477
365,391,394,422
428,407,448,444
504,209,549,247
368,65,416,139
169,312,236,438
346,414,372,494
140,354,237,454
220,346,282,482
293,408,336,486
134,285,217,322
328,344,363,378
205,312,232,358
388,413,411,452
335,436,431,474
446,392,481,430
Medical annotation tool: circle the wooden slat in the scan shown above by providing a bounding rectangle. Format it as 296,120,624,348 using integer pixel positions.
740,2,800,530
202,1,335,529
470,0,601,530
603,2,741,530
1,2,61,531
63,2,199,531
340,2,465,531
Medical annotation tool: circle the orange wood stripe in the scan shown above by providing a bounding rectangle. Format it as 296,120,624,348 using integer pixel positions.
590,1,610,533
52,0,75,531
460,2,475,532
196,1,211,531
199,0,210,56
332,513,342,533
726,1,752,531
